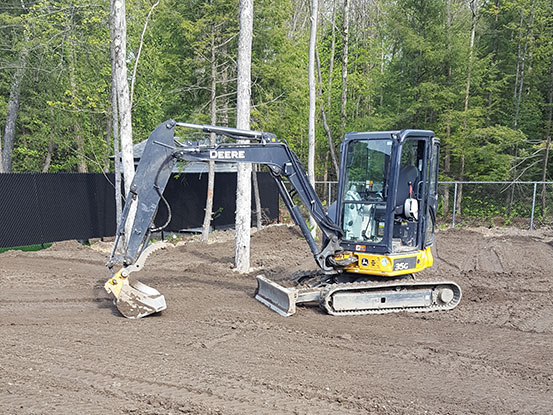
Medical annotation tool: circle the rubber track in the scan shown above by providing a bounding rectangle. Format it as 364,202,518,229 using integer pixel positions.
321,280,462,316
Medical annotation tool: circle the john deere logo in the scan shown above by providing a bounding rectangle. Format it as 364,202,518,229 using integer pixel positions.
209,150,246,159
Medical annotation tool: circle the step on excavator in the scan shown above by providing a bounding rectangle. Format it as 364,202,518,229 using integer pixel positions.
105,120,461,318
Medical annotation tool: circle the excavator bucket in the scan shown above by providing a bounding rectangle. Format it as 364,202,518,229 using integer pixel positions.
255,275,298,317
105,271,166,319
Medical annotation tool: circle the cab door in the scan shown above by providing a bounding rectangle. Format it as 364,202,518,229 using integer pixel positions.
424,138,440,247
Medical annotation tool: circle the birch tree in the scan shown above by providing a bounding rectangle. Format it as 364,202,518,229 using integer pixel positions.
340,0,350,131
110,12,122,226
235,0,254,272
541,54,553,216
111,0,135,196
2,40,28,173
201,28,218,242
111,0,135,247
308,0,318,236
456,0,479,216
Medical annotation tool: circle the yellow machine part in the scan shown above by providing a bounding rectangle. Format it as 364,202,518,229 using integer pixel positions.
105,270,125,298
337,247,433,277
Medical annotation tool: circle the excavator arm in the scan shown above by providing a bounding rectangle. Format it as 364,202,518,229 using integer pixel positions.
105,120,346,318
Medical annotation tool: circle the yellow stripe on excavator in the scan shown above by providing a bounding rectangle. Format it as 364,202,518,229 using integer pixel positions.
337,247,433,277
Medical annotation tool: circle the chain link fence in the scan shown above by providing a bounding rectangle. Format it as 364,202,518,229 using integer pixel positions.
314,180,553,229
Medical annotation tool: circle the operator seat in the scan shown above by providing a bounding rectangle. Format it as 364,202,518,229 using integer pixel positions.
395,165,419,218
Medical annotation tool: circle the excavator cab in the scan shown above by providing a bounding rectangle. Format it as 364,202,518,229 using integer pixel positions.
327,131,439,278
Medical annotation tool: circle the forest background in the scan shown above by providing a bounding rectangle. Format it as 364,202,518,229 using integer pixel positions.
1,0,552,217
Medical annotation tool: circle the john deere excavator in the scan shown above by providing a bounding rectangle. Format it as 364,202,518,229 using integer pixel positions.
105,120,461,318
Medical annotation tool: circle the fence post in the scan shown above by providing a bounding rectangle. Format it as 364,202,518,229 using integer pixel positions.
328,182,331,205
530,182,537,230
452,182,458,228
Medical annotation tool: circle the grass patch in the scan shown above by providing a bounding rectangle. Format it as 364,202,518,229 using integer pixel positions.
0,243,52,253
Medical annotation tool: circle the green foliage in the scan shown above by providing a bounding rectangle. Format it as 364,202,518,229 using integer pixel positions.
0,243,52,253
0,0,551,216
464,125,526,180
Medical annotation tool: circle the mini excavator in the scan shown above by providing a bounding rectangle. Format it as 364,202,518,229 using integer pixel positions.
105,120,461,318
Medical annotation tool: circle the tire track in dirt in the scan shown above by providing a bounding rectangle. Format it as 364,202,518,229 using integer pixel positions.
0,349,380,415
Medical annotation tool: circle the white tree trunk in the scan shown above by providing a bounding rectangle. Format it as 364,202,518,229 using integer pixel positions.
110,27,123,227
340,0,350,131
235,0,254,272
69,48,88,173
308,0,318,237
201,31,218,242
111,0,135,196
252,164,262,230
541,55,553,215
130,0,160,107
111,0,135,245
2,45,28,173
458,0,478,216
316,50,338,178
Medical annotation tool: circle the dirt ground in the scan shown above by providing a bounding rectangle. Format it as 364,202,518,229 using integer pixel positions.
1,225,553,414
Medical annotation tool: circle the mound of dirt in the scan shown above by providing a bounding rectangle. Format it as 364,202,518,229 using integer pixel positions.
430,227,553,275
46,240,89,252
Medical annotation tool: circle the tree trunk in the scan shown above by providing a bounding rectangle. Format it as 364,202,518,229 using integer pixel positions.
252,164,262,230
235,0,254,272
541,54,553,216
340,0,350,132
69,49,88,173
464,1,477,116
456,155,464,216
43,108,54,172
202,31,218,242
2,45,29,173
458,0,478,217
130,0,160,107
112,80,123,228
308,0,318,238
221,44,229,127
442,0,452,216
443,122,451,216
327,0,336,112
111,0,135,247
110,3,123,229
513,0,535,128
111,0,135,196
487,0,500,112
42,140,53,173
316,50,339,179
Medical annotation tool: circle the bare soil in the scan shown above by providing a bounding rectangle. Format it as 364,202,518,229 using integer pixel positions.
1,225,552,414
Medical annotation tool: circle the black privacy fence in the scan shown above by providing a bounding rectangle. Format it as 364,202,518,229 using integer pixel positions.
0,172,278,248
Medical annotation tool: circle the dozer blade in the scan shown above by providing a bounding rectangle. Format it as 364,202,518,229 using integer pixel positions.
105,271,166,319
255,275,299,317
